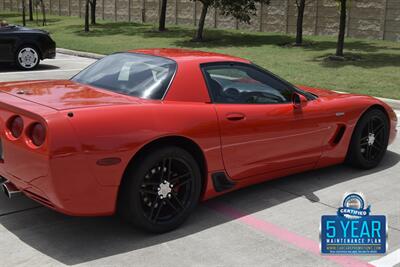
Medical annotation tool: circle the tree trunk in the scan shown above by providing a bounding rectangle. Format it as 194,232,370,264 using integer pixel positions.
22,0,26,26
194,2,208,41
85,0,90,32
28,0,33,21
336,0,347,57
295,0,306,45
36,3,39,25
90,0,96,25
159,0,167,31
40,0,46,26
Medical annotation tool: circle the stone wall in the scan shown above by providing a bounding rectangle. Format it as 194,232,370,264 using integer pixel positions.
1,0,399,41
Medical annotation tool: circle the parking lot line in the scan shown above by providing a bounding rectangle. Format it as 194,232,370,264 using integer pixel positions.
207,202,374,267
369,249,400,267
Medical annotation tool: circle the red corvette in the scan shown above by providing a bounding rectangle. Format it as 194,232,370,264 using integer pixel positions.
0,49,397,232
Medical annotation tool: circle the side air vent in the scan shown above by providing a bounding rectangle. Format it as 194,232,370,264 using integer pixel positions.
332,125,346,145
212,172,236,192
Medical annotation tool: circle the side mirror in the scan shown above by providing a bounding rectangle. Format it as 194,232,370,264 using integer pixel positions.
292,93,308,109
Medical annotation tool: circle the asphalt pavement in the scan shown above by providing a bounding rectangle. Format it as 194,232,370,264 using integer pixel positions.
0,53,399,267
0,53,96,81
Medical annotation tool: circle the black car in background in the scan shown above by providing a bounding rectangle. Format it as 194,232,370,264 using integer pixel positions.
0,25,56,70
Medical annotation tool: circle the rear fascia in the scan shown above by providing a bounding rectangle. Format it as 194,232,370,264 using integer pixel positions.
0,92,117,216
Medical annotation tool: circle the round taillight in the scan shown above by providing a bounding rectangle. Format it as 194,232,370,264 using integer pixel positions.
9,116,24,138
30,123,46,147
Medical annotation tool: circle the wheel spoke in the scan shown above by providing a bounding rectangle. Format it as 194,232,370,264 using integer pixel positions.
374,139,383,149
368,119,373,133
170,172,191,185
375,126,385,137
159,158,168,181
174,178,192,188
151,202,163,222
172,193,185,209
166,199,179,212
373,123,384,134
142,181,160,186
360,140,369,146
149,196,160,219
167,158,172,180
366,145,373,160
372,144,382,153
140,189,158,195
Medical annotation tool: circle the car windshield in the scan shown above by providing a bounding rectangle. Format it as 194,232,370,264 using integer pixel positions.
72,53,177,100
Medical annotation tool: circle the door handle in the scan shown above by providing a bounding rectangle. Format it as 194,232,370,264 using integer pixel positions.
226,113,246,121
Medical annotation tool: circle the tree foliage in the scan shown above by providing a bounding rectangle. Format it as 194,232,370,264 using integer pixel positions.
215,0,270,24
193,0,270,41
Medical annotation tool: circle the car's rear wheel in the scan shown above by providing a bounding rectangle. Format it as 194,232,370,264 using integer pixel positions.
119,146,202,233
16,46,40,70
346,108,389,169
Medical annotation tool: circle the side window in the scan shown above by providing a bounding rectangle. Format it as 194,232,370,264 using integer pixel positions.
202,64,293,104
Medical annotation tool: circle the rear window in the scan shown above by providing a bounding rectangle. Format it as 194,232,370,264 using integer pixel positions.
72,53,177,100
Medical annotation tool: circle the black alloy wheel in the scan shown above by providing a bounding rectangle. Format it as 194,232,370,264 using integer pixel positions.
359,115,386,162
347,108,389,169
119,146,201,233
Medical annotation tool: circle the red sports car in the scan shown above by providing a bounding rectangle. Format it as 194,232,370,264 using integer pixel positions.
0,49,397,232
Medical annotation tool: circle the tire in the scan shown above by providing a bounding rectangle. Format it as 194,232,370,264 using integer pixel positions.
15,45,40,70
118,146,202,233
346,108,389,169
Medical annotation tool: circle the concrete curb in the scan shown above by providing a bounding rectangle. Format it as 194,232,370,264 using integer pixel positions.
56,48,400,110
56,48,104,60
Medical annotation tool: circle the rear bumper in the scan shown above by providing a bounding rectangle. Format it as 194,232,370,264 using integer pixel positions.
0,172,55,209
0,163,118,216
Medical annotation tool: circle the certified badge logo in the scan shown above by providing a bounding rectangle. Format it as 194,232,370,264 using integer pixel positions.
320,192,387,255
338,193,370,219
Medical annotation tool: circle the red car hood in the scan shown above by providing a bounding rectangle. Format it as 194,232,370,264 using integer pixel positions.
0,80,139,110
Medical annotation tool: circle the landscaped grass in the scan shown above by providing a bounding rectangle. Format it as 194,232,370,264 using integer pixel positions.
2,12,400,99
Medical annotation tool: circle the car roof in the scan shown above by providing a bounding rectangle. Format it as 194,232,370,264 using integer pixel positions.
128,48,250,64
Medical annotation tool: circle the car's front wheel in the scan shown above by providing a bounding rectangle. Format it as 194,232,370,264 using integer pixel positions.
15,46,40,70
346,108,389,169
118,146,202,233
